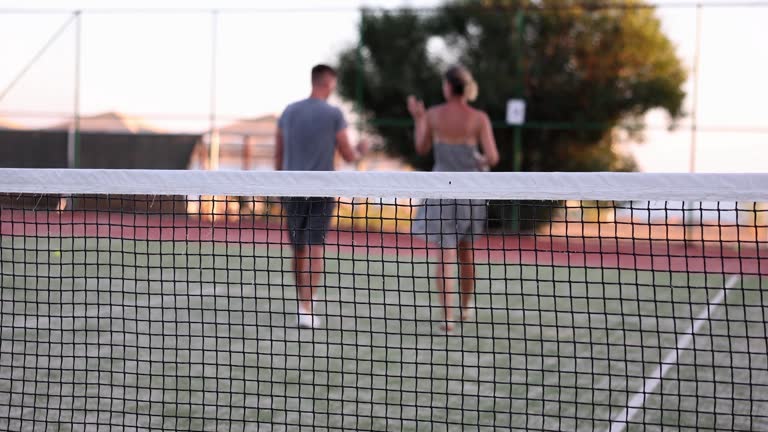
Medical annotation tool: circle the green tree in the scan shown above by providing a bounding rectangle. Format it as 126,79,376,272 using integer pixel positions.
336,0,686,172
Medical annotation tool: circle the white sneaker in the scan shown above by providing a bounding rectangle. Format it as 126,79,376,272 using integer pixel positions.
298,308,322,329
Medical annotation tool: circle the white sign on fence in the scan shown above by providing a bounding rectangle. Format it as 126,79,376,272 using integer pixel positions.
506,99,526,125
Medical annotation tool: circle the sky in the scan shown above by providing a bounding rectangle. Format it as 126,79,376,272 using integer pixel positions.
0,0,767,172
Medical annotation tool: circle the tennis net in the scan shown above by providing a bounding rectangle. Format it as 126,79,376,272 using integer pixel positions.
1,169,767,431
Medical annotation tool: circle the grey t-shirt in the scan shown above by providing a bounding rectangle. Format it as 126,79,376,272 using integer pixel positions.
278,98,347,171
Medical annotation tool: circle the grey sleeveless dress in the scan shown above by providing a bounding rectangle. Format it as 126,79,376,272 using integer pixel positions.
411,143,487,247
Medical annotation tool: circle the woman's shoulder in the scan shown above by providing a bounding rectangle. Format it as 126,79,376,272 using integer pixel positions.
425,103,445,123
426,103,447,114
431,103,487,115
427,103,482,116
464,107,490,126
467,105,488,117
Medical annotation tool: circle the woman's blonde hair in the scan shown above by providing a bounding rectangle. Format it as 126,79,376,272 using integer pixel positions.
444,65,478,102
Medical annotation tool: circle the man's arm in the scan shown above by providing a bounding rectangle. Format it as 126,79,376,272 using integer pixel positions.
274,128,284,171
336,128,368,163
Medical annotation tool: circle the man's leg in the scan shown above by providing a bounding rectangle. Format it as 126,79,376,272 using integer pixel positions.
294,244,324,315
284,197,314,325
293,245,310,314
294,197,333,328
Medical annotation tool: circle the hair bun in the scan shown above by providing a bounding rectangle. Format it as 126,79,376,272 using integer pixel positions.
446,65,479,102
464,78,478,102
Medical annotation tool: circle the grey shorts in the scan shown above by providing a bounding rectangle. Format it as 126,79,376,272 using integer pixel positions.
411,198,487,248
282,197,335,247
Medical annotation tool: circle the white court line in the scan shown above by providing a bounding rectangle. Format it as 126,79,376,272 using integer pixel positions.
608,274,741,432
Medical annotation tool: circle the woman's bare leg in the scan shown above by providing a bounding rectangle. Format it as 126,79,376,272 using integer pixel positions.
458,241,475,321
436,247,458,331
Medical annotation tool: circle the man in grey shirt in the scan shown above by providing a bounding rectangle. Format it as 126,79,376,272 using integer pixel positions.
274,64,367,329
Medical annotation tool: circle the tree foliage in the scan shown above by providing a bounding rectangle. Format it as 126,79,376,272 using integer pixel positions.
336,0,687,172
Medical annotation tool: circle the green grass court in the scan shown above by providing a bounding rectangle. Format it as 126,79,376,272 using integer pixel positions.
1,236,767,431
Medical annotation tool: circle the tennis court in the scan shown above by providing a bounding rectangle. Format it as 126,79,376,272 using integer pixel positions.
1,235,766,431
1,170,768,431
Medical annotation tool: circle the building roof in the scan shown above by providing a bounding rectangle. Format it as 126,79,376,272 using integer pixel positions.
0,117,20,130
218,114,277,136
48,111,162,134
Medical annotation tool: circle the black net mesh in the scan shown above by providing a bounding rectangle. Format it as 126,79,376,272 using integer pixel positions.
1,186,767,431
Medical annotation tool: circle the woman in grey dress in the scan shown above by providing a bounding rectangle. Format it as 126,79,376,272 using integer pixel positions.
407,65,499,332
